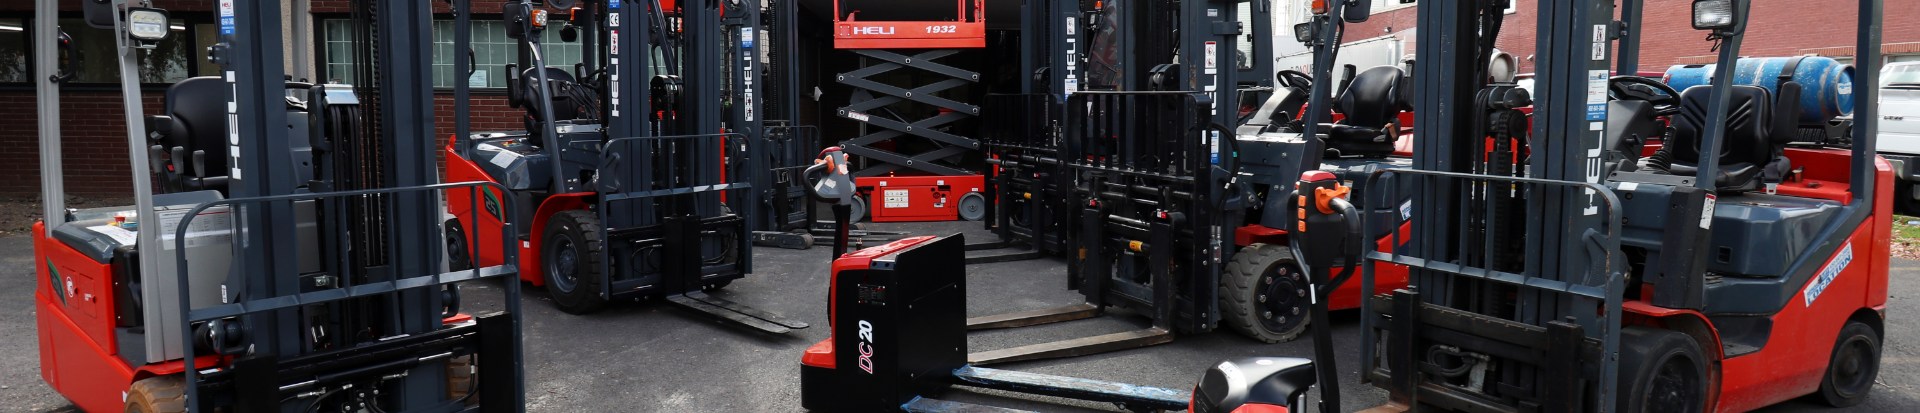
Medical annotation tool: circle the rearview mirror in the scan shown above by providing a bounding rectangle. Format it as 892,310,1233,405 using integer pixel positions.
1344,0,1373,23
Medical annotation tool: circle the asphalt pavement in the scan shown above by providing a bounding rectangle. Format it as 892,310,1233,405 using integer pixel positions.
3,221,1918,412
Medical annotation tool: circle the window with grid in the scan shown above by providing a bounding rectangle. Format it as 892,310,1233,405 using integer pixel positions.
323,18,584,89
0,18,203,85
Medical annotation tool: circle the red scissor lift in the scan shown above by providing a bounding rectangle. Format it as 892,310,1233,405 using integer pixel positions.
831,0,989,222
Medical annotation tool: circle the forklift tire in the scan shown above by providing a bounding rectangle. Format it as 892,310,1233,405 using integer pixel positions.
1221,243,1311,343
1816,321,1881,407
1617,326,1707,413
543,210,608,314
446,218,474,272
125,375,187,413
447,355,477,405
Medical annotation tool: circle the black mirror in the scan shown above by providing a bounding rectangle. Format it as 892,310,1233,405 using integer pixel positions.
560,23,578,42
83,0,115,29
1343,0,1373,23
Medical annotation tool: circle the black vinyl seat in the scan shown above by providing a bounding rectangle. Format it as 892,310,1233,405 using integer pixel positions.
149,77,232,193
1322,66,1411,158
512,66,601,136
1664,84,1801,193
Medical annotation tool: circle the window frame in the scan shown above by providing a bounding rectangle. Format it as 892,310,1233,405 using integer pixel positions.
0,11,217,92
1372,0,1516,15
314,13,593,95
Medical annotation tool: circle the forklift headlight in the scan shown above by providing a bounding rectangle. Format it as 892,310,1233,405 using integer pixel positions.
531,9,549,28
1294,22,1315,44
126,8,170,42
1691,0,1737,31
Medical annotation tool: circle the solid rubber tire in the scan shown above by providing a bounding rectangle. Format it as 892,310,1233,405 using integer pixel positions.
124,375,186,413
543,210,608,314
1817,321,1881,407
1221,243,1311,343
1616,326,1708,413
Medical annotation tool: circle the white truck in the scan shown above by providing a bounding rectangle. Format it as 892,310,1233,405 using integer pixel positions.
1880,62,1920,214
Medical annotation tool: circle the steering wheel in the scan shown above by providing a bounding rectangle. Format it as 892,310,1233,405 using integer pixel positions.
1608,76,1682,116
1277,70,1313,90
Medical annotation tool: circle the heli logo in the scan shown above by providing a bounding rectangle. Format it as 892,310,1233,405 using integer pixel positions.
851,26,895,35
856,320,877,374
1583,135,1604,216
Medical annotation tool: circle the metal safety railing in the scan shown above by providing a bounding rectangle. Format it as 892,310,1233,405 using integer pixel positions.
598,132,753,206
172,180,523,410
1358,168,1627,412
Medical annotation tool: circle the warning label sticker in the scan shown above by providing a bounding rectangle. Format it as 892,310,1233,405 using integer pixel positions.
883,190,910,208
157,206,233,250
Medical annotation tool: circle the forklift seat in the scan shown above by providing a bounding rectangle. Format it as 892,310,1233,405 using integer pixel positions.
152,77,232,192
516,66,587,125
1323,66,1410,158
1666,84,1801,193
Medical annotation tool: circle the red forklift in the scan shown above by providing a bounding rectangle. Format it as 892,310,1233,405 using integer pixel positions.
441,0,809,333
1201,0,1890,412
954,0,1418,368
33,1,523,412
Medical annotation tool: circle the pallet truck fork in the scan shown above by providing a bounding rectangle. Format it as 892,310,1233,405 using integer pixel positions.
441,0,807,334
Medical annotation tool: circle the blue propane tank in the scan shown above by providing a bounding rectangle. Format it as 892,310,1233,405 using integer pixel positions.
1662,56,1855,125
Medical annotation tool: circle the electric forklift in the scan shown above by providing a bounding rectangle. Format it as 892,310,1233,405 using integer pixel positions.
1199,0,1890,412
33,1,524,412
956,0,1421,366
441,0,808,334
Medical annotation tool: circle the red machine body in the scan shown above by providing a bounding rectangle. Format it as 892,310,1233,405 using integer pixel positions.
831,0,986,49
33,222,196,413
444,141,582,287
855,175,986,222
799,235,940,371
1621,149,1891,413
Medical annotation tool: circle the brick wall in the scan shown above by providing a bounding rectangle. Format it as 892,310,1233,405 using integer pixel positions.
1338,0,1920,75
